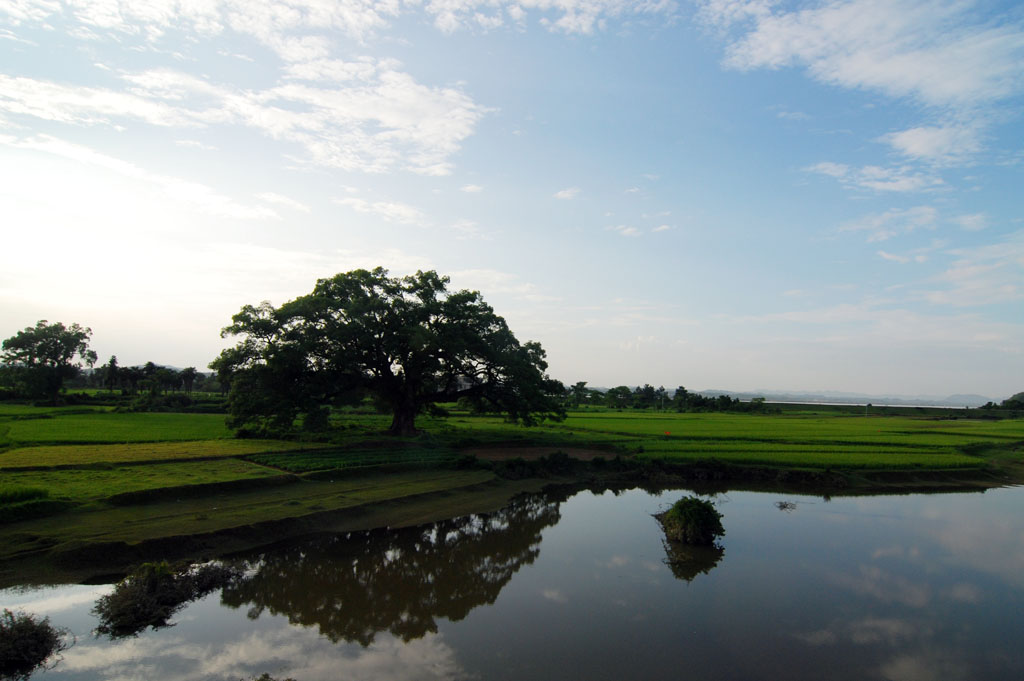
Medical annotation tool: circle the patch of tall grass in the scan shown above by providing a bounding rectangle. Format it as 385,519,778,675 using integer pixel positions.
0,486,49,504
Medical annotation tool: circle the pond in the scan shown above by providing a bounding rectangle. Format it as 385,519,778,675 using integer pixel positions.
4,484,1024,681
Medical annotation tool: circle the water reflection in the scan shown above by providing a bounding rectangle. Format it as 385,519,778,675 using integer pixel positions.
660,542,724,582
220,492,563,646
6,486,1024,681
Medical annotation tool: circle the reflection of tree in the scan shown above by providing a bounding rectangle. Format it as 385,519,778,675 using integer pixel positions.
220,493,562,646
93,562,241,639
661,542,724,583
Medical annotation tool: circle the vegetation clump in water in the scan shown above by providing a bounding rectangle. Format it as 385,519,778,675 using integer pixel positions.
656,496,725,546
0,608,70,680
93,561,240,638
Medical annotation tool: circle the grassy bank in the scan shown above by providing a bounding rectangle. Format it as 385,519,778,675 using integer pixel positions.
1,403,1021,584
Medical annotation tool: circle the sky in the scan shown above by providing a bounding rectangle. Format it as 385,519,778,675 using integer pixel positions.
1,0,1023,399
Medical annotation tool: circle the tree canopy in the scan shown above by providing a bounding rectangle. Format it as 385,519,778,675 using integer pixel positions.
1,320,97,403
211,268,565,435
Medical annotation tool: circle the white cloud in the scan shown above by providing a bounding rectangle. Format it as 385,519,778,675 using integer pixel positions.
425,0,678,35
59,625,467,681
609,224,641,237
175,139,218,151
542,588,569,603
450,268,559,303
806,162,943,192
953,213,987,232
878,250,910,264
4,0,679,50
460,184,483,192
0,132,277,220
447,219,491,240
256,191,311,212
839,206,937,242
776,109,810,121
832,564,931,608
652,224,672,232
0,62,486,176
924,232,1024,307
554,186,580,199
880,124,983,164
335,197,425,224
4,0,397,51
704,0,1024,110
0,74,194,126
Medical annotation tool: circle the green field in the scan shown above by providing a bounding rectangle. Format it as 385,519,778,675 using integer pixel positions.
0,440,332,469
1,404,1021,578
437,412,1022,470
2,412,232,445
1,459,281,503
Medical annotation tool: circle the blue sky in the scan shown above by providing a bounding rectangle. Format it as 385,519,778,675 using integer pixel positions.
1,1,1022,399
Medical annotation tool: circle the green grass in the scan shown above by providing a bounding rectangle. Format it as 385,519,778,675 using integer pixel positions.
559,413,1024,444
0,487,49,504
439,412,1024,471
1,469,497,549
0,439,332,469
1,459,282,503
0,404,111,417
4,412,232,445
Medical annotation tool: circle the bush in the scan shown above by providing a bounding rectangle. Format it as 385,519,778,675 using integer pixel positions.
0,609,70,680
656,496,725,546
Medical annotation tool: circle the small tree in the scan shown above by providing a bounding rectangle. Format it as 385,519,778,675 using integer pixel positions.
102,355,120,392
1,320,97,404
180,367,198,395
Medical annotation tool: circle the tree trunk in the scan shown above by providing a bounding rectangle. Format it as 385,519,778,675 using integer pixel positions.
388,403,419,436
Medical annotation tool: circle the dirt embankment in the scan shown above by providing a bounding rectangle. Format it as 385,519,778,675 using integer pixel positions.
464,447,614,461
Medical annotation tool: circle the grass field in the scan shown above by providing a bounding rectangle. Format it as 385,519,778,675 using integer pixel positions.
1,403,1021,577
437,411,1023,470
2,412,233,445
1,459,281,503
0,440,333,469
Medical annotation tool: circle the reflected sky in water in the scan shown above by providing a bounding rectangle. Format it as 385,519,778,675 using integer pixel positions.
4,486,1024,681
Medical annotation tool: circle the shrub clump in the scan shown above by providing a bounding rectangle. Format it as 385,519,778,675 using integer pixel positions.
93,561,241,638
655,495,725,546
0,609,71,680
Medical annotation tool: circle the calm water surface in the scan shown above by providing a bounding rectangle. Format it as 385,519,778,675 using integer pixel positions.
4,485,1024,681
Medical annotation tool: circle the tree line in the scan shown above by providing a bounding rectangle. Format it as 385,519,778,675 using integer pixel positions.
0,320,221,405
564,381,770,413
4,268,1019,432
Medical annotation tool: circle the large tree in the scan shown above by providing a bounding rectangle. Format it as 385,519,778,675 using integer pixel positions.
211,268,565,436
1,320,98,404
